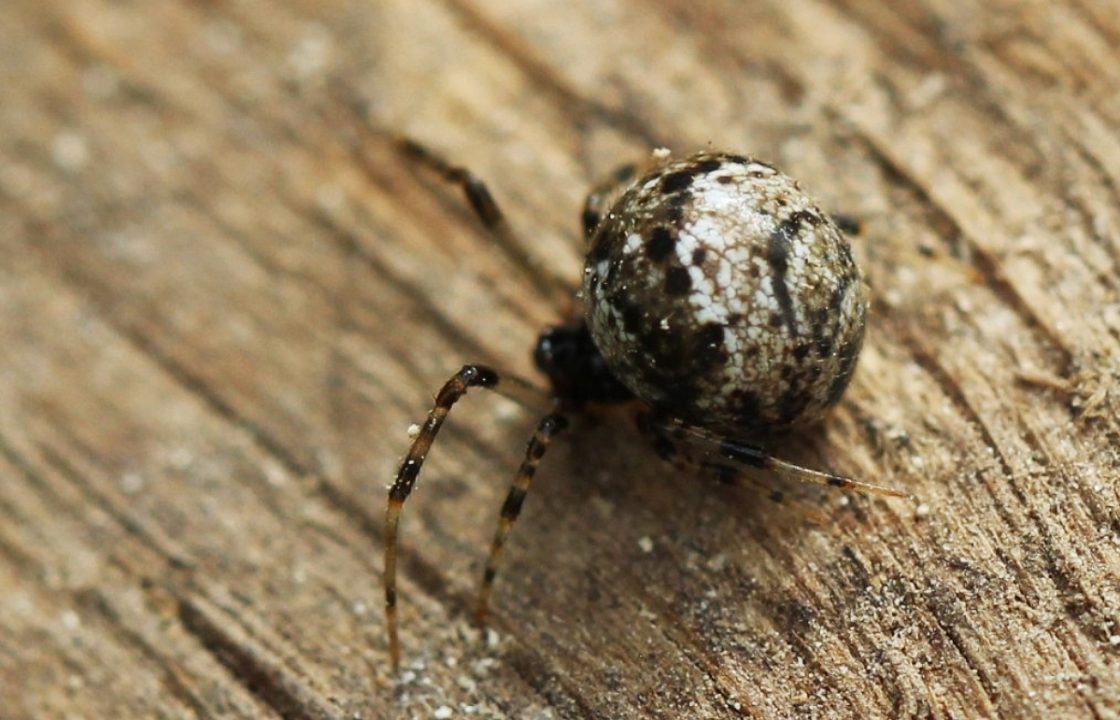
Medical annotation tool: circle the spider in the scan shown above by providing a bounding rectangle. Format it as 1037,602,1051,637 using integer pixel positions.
384,138,910,670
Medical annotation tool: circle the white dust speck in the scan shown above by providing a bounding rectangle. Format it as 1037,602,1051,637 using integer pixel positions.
119,472,145,495
433,706,453,719
493,398,522,425
915,503,931,518
706,553,728,571
407,423,421,438
316,184,345,214
264,460,287,487
637,536,654,553
61,610,81,631
287,23,333,81
469,659,498,681
168,447,193,470
909,72,948,109
51,132,89,172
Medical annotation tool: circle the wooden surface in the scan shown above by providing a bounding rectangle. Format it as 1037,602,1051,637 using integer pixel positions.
2,1,1119,718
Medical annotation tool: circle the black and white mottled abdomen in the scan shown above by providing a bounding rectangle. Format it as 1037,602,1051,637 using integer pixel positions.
582,151,869,436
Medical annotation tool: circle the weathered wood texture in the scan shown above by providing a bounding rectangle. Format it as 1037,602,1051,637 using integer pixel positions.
2,1,1119,718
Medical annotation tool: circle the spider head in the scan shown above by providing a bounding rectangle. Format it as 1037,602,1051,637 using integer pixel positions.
534,322,633,406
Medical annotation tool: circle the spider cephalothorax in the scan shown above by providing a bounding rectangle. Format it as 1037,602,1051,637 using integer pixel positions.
532,322,633,407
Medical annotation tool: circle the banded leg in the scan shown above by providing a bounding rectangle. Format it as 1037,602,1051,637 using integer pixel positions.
635,410,825,520
649,415,913,501
394,137,569,304
384,364,547,671
581,162,639,240
830,213,862,236
475,411,569,623
697,459,832,525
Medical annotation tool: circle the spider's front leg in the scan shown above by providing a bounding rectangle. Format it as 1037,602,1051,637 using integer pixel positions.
393,137,569,305
384,364,543,666
383,363,566,671
385,364,497,671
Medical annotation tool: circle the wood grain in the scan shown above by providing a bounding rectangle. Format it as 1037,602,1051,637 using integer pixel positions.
2,1,1118,718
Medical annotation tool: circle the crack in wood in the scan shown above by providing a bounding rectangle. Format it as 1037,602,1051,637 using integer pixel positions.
177,593,340,720
441,0,665,151
846,125,1075,370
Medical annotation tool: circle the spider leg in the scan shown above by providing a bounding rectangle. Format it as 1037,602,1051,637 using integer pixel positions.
475,410,569,624
649,416,913,501
830,212,862,235
393,137,569,305
696,459,831,525
581,148,686,242
384,364,549,671
634,410,826,521
581,162,639,241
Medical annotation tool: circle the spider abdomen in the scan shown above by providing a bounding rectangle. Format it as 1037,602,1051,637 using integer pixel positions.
582,151,870,435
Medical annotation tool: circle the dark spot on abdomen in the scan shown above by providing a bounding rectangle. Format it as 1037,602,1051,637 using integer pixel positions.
665,266,692,295
647,227,676,263
661,170,695,193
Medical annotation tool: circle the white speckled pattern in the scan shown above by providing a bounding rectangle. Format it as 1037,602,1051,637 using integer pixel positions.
583,151,869,435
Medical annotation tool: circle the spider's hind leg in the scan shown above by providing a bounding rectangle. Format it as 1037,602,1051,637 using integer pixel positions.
633,411,827,523
642,415,912,501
